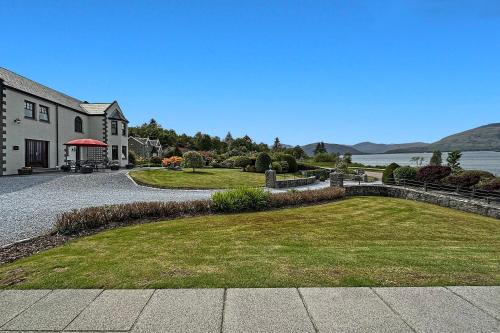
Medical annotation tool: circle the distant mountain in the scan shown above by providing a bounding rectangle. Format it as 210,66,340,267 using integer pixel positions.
352,142,429,154
302,142,365,156
384,123,500,153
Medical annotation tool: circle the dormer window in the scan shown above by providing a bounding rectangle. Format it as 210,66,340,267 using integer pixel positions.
75,116,83,133
111,120,118,135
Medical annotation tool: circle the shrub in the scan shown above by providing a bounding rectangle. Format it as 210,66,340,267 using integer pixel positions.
297,162,317,171
302,169,331,181
211,187,270,213
162,156,183,168
128,150,137,164
444,173,481,189
55,200,213,235
314,152,337,163
150,156,162,164
268,187,344,208
279,154,298,172
478,177,500,192
232,156,252,168
416,165,451,183
393,166,417,183
245,165,257,173
382,163,400,184
271,161,282,173
430,150,442,166
255,152,272,172
182,151,204,172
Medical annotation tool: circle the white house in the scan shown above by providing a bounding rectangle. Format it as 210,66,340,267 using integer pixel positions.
128,137,163,160
0,67,129,175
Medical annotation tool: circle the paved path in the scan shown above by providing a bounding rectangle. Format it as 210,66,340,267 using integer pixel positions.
0,287,497,332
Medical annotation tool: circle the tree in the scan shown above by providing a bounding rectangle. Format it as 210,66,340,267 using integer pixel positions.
224,132,234,143
182,151,204,172
255,152,272,172
314,142,327,155
430,150,442,166
290,145,307,159
272,137,282,151
447,151,462,173
194,132,213,151
343,152,352,164
410,156,424,166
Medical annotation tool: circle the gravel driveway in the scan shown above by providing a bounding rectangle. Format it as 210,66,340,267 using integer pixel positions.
0,171,215,247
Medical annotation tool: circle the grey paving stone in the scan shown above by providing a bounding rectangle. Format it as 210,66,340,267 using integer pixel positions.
131,289,223,333
0,290,50,327
65,289,154,331
2,289,102,331
374,287,500,333
448,286,500,320
223,288,315,333
299,287,412,332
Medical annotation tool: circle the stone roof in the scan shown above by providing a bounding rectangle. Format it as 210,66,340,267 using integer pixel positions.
0,67,124,120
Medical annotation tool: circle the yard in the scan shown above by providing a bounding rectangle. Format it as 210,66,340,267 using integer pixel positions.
129,168,298,189
1,197,498,289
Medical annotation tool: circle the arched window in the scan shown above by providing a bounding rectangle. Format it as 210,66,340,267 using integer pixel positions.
75,116,83,133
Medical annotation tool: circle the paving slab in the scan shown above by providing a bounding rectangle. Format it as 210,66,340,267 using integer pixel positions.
223,288,315,333
65,289,154,331
374,287,500,333
447,286,500,320
299,287,412,332
0,290,51,327
2,289,102,331
131,289,223,333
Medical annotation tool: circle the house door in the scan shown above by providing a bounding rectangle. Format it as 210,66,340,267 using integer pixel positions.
25,139,49,168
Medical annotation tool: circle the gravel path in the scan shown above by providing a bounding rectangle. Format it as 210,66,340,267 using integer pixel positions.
0,171,216,247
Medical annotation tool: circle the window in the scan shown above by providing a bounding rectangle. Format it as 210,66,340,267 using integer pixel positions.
39,105,49,122
112,145,119,160
74,116,83,133
111,120,118,135
122,122,127,136
24,101,35,119
122,146,127,160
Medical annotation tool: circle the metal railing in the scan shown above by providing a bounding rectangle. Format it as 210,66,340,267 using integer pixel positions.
385,177,500,205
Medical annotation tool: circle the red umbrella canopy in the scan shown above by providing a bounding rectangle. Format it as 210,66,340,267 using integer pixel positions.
64,139,108,147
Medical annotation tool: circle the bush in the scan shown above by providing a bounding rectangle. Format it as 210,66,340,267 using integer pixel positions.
232,156,252,168
478,177,500,192
444,173,481,189
279,154,298,172
128,150,137,164
314,152,337,163
268,187,344,207
416,165,451,183
211,187,270,213
255,152,272,172
297,162,317,171
245,165,256,173
150,156,162,164
162,156,183,168
55,187,346,235
271,161,282,173
393,166,417,183
382,163,400,184
182,151,204,172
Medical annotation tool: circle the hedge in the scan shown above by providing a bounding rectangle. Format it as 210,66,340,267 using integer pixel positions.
54,187,345,235
255,152,272,172
382,163,400,184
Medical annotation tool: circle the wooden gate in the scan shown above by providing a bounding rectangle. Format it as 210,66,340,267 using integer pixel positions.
25,139,49,168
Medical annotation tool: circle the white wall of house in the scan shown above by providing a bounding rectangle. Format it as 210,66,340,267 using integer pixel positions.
2,89,128,174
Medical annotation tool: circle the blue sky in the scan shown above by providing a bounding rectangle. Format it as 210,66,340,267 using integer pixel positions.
2,0,499,145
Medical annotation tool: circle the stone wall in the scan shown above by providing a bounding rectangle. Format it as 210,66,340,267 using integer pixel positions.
265,169,316,188
343,185,500,219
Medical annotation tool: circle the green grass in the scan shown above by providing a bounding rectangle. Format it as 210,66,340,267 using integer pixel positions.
1,197,498,289
129,168,299,189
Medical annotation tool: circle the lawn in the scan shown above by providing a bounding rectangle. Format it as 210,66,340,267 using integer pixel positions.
129,168,298,189
1,197,498,289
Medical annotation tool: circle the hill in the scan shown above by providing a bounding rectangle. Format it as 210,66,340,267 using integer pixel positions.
384,123,500,153
302,143,365,156
352,142,429,154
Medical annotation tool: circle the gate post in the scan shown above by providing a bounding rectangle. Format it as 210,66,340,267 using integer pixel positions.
330,172,344,188
265,169,277,188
